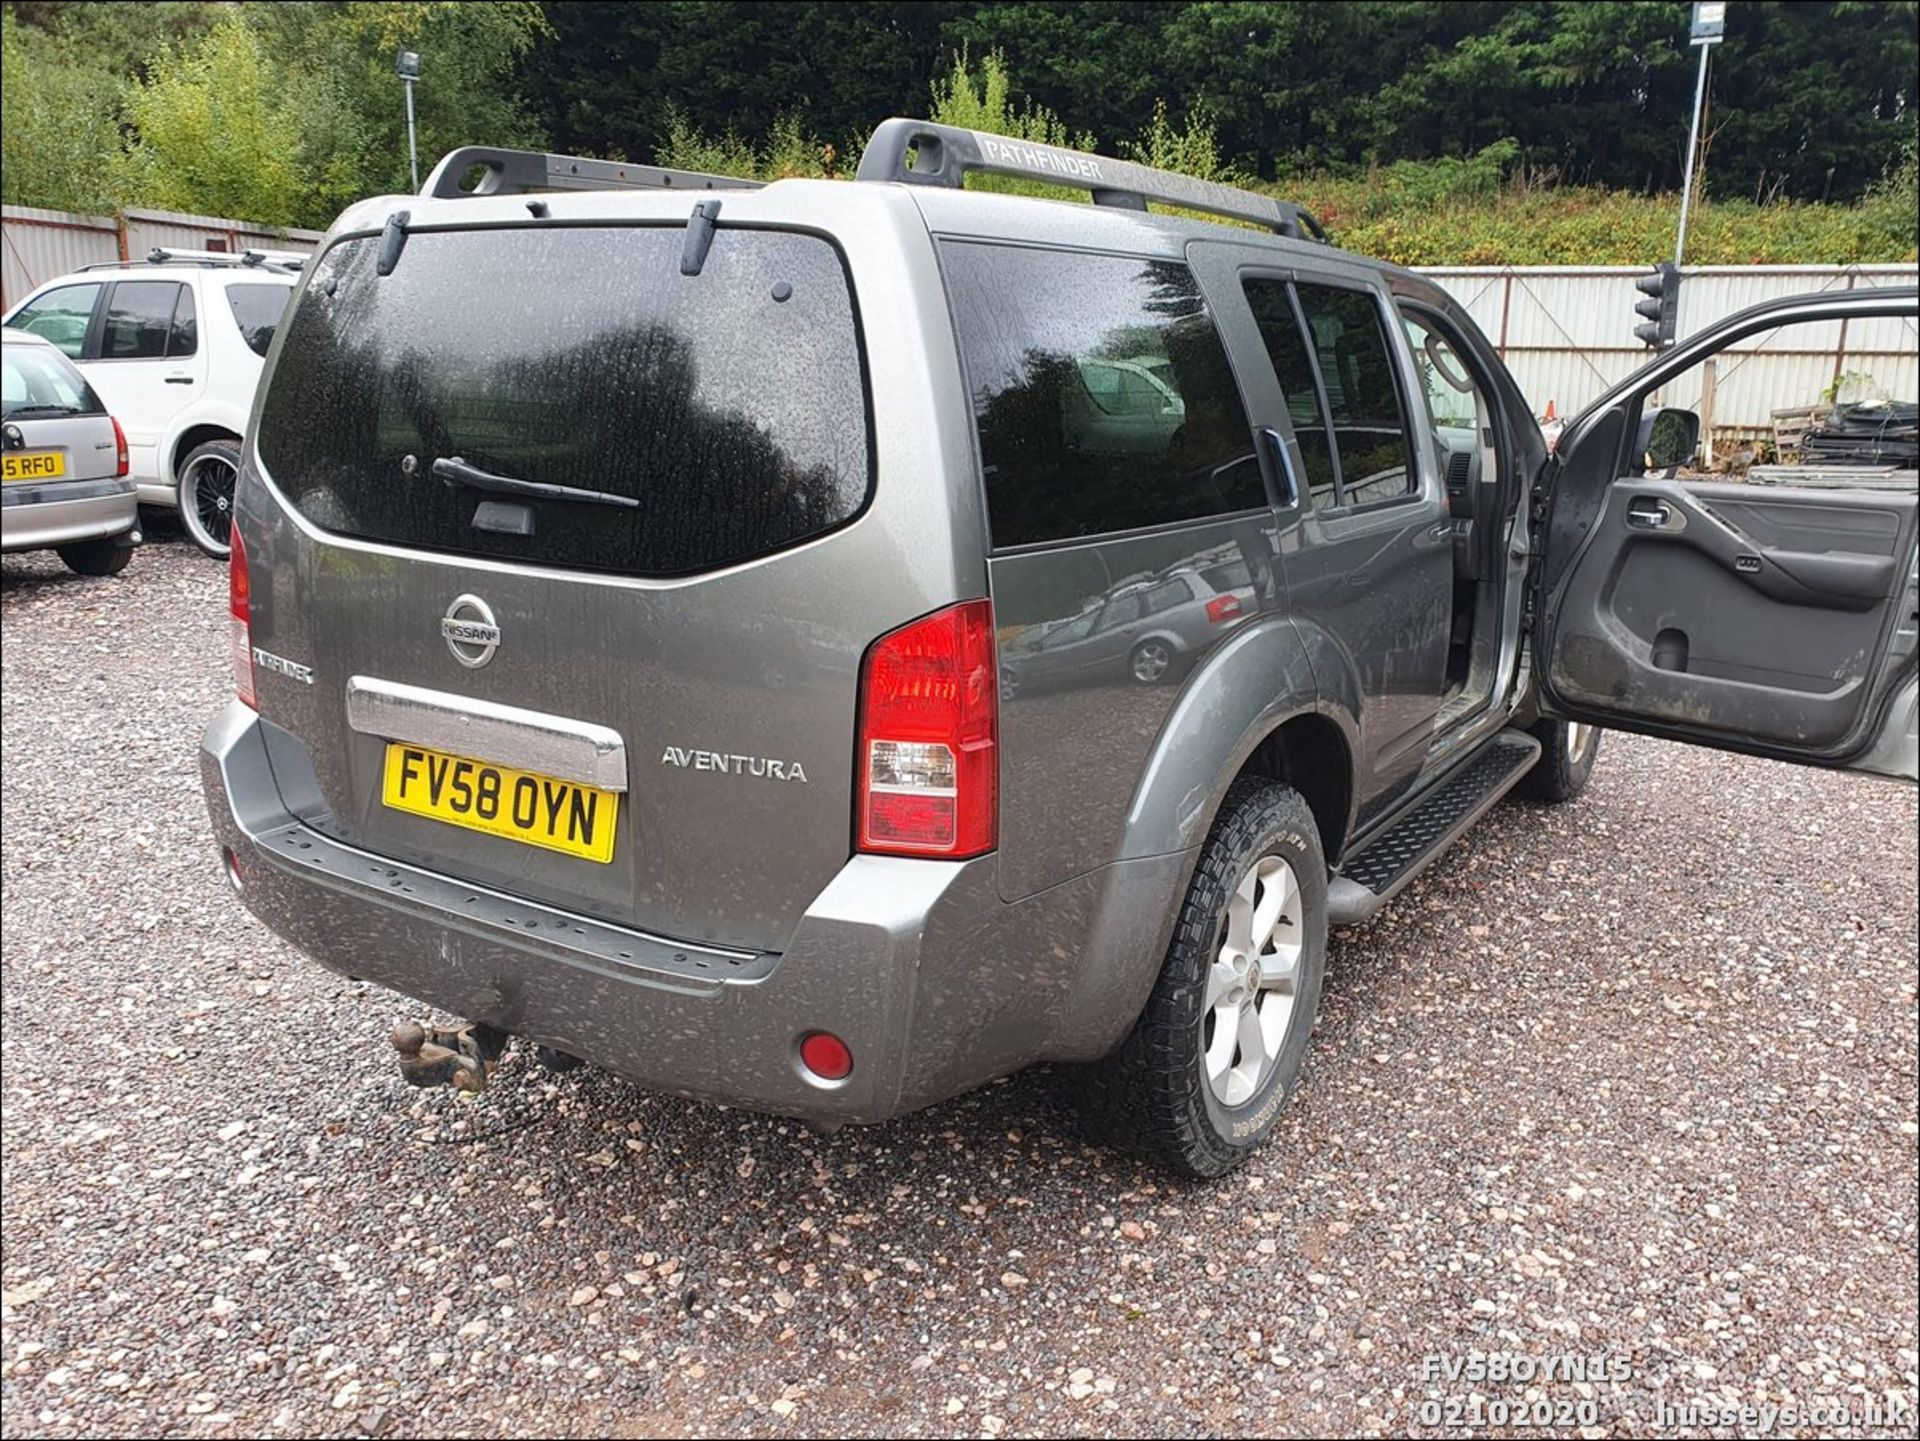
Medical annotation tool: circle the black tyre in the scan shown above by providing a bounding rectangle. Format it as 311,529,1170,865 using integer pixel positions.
176,438,242,560
56,539,133,576
1067,778,1327,1177
1516,718,1601,803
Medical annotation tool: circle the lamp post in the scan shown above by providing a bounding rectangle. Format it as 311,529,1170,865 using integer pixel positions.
1673,1,1726,269
397,50,422,192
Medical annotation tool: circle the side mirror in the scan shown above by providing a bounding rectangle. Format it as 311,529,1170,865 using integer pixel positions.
1638,407,1700,475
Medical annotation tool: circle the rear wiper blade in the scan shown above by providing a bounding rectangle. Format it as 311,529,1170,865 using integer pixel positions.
432,456,640,511
5,404,84,417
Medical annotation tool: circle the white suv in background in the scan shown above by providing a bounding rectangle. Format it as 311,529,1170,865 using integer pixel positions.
4,248,299,558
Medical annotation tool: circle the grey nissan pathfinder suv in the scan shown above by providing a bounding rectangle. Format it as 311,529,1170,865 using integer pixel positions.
200,121,1919,1175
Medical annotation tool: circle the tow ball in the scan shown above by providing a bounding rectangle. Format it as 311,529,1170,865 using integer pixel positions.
389,1020,508,1093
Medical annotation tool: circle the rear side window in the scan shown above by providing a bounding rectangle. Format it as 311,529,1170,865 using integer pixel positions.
225,283,288,358
1244,280,1338,502
104,281,193,360
2,344,105,419
943,242,1261,548
8,282,101,358
257,224,872,576
1293,285,1414,506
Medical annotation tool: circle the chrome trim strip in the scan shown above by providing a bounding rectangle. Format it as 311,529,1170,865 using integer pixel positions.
345,677,628,792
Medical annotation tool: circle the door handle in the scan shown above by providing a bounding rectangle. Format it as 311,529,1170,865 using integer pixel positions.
1626,499,1674,530
163,375,194,385
1257,427,1299,509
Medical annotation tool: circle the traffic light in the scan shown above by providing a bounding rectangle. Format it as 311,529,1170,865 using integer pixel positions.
1633,262,1681,350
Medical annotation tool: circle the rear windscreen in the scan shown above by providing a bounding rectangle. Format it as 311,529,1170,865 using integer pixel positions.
2,344,105,419
256,224,872,576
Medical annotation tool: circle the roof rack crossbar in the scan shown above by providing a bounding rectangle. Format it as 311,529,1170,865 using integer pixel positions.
422,145,761,199
854,118,1329,243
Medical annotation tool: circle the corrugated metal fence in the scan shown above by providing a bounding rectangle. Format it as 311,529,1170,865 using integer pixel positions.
1421,264,1919,427
6,202,1914,429
2,204,324,311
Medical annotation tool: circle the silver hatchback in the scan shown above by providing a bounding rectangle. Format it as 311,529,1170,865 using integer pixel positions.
1,328,139,575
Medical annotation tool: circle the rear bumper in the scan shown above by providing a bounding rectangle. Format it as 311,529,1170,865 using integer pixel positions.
200,702,1190,1123
1,479,139,551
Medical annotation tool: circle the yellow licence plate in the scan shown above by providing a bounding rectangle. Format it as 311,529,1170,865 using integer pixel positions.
381,743,618,863
1,451,65,482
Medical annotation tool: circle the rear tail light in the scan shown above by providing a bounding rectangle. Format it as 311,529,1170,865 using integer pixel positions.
856,600,997,858
230,523,255,707
110,416,129,478
1204,593,1243,624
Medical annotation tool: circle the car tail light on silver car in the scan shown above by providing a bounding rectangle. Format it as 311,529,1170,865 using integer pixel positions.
1205,593,1243,623
856,600,997,858
230,523,255,707
111,416,129,478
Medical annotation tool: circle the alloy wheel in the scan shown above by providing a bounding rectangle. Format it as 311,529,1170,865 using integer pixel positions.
1201,853,1305,1107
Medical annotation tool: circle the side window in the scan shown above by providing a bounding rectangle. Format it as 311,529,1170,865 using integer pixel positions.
103,282,186,360
1099,592,1145,630
1402,316,1479,429
1243,279,1338,503
1141,577,1193,615
1294,285,1417,507
168,285,198,357
1400,310,1498,508
7,283,102,358
225,283,287,358
943,242,1262,547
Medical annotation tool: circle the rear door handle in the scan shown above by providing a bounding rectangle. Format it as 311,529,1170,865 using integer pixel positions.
1256,426,1300,509
163,375,194,385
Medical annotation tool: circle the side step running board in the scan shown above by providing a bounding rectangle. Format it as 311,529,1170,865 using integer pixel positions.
1327,730,1542,927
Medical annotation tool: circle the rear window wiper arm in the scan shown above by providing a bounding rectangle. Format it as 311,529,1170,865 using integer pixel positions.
5,404,86,418
432,456,640,511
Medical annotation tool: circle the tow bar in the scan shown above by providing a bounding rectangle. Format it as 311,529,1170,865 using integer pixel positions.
389,1020,508,1093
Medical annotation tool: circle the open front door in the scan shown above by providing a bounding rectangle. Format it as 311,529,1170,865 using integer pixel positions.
1537,286,1918,781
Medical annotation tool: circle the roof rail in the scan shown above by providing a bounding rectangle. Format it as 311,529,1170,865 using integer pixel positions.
422,145,761,199
854,118,1329,243
77,247,305,275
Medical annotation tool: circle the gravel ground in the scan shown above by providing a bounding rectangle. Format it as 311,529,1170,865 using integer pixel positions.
3,535,1917,1440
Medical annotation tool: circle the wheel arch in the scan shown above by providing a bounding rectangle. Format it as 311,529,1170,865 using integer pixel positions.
1234,711,1355,866
1050,617,1358,1064
166,419,245,489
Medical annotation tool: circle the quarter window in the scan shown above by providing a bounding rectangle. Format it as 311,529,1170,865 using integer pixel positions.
225,283,288,358
943,242,1262,547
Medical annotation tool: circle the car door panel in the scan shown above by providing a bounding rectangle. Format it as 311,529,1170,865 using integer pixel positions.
1548,480,1915,750
1540,286,1919,779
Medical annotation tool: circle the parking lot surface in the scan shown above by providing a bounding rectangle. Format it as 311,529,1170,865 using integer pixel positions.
3,537,1916,1439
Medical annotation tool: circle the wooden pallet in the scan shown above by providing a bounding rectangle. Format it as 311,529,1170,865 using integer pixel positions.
1770,403,1828,459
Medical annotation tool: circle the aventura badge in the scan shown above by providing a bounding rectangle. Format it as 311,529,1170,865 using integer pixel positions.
661,746,809,783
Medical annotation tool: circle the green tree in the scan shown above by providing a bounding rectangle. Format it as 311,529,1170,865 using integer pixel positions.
244,1,550,210
119,15,306,225
0,11,125,212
